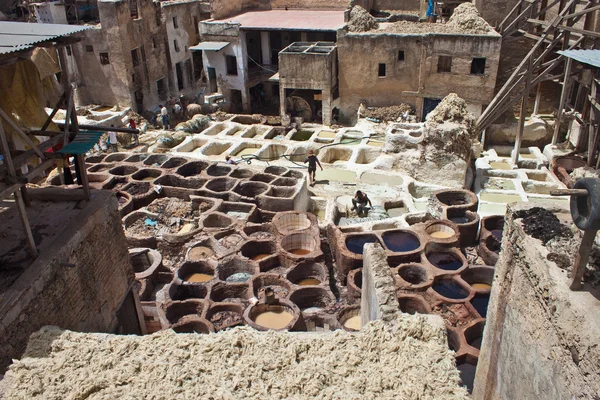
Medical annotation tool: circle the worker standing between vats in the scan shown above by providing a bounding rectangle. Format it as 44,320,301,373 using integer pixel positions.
128,118,138,146
108,125,118,153
160,104,170,129
351,190,373,217
225,155,237,165
304,149,323,187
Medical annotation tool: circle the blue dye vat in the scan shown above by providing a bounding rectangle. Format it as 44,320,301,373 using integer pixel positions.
382,231,420,253
450,216,471,224
432,279,469,299
345,235,379,255
471,293,490,318
427,252,464,270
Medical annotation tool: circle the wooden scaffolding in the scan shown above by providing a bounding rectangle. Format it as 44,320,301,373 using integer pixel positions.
476,0,600,165
0,22,92,259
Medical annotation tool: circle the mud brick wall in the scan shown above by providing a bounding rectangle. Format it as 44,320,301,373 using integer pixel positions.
0,191,134,373
474,203,600,399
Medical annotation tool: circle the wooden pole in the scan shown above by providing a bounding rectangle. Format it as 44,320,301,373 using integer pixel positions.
533,82,543,115
513,57,534,165
553,57,573,144
0,119,37,257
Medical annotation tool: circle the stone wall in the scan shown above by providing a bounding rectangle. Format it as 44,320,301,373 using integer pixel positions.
69,0,209,112
373,0,420,11
474,203,600,399
0,191,135,373
336,31,501,124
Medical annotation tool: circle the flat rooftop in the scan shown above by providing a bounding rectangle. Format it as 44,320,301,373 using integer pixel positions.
211,10,345,31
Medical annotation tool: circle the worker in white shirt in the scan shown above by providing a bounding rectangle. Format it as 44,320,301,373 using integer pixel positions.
108,125,118,153
160,104,170,129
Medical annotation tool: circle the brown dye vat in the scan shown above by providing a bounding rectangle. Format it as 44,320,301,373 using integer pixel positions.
252,254,270,261
343,315,361,330
471,283,492,290
185,273,213,283
188,246,215,260
298,278,320,286
290,249,311,256
254,310,294,329
430,231,453,239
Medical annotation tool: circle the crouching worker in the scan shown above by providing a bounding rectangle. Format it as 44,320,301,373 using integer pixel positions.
351,190,373,217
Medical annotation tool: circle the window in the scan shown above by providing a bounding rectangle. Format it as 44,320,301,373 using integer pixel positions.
174,39,180,52
437,56,452,73
152,37,158,49
173,16,178,28
471,57,486,75
378,63,386,77
226,55,237,75
85,45,94,53
194,16,199,37
398,50,405,61
66,46,72,56
99,52,110,65
131,48,139,66
132,73,136,84
157,78,167,100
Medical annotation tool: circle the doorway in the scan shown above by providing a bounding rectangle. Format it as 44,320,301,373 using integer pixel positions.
207,67,217,93
422,98,442,121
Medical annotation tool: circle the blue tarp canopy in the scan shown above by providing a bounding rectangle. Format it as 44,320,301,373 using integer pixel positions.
57,131,103,155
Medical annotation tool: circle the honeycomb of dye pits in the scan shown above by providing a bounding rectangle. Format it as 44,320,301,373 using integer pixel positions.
286,262,329,287
176,161,209,177
397,293,432,315
430,277,472,302
337,305,362,331
461,266,494,293
393,263,433,290
122,210,160,248
251,274,293,301
272,211,316,236
209,282,251,303
381,230,422,254
163,299,207,326
424,220,460,244
177,260,217,284
243,299,305,331
288,286,336,312
346,268,362,297
445,209,480,247
478,215,505,266
239,240,277,262
205,303,245,331
171,316,215,334
217,257,259,283
428,189,479,219
116,191,133,217
129,248,163,280
424,249,467,274
279,232,320,260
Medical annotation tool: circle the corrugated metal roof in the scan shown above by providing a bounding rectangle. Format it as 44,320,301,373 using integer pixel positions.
189,41,230,51
0,22,92,55
557,49,600,68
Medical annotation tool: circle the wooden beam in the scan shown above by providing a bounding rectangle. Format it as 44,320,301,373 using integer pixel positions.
564,3,600,18
0,108,45,159
41,92,66,131
0,119,37,257
55,123,139,134
553,57,573,144
513,57,534,165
